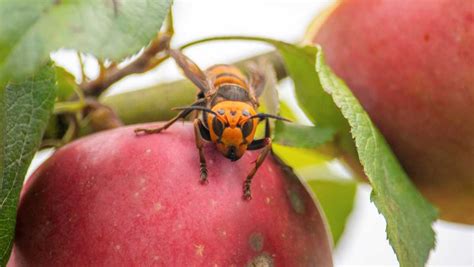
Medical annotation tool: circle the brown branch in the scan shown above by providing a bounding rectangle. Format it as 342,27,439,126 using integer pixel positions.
80,33,171,97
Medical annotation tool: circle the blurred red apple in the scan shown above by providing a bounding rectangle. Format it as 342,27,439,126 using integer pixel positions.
9,123,332,266
306,0,474,224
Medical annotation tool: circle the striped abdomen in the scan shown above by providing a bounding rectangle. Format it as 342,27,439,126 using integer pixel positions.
206,65,249,90
206,65,253,105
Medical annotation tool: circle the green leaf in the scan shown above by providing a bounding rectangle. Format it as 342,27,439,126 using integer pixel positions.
275,45,345,129
0,0,172,81
274,121,335,148
0,63,57,265
316,48,437,267
271,43,356,158
55,66,79,101
307,179,356,244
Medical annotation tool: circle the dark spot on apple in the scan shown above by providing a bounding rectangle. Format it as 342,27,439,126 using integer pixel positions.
248,232,264,252
287,188,305,214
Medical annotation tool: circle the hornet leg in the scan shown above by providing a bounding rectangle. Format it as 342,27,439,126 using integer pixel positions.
243,119,272,200
193,119,209,184
134,100,204,135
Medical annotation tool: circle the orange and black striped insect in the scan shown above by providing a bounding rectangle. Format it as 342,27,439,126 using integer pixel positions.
135,50,290,200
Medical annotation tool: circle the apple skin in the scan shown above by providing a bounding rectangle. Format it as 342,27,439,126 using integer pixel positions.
308,0,474,223
9,123,332,266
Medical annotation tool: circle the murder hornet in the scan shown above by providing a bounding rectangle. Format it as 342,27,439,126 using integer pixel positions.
135,49,290,200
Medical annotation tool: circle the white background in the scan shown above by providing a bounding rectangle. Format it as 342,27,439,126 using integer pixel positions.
37,0,474,266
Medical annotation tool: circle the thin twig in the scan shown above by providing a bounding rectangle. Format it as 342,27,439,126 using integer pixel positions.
165,7,174,36
77,51,87,83
98,59,107,82
80,33,171,97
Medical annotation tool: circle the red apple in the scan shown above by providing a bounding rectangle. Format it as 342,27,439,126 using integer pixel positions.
9,123,332,266
306,0,474,224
